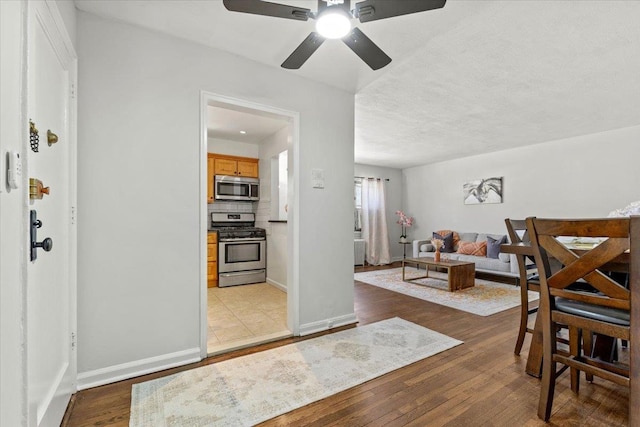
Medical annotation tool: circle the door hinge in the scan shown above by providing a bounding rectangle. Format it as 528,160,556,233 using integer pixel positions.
71,332,76,350
70,83,76,99
70,206,76,225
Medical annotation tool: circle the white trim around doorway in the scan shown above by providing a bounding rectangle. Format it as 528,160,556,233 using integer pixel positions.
199,92,300,360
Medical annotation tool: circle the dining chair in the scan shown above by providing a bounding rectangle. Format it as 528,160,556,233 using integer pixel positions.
526,216,633,421
505,219,540,355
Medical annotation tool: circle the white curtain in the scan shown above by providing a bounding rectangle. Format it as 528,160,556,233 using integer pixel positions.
361,178,391,265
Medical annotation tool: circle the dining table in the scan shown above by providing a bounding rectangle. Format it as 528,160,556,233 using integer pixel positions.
501,232,639,425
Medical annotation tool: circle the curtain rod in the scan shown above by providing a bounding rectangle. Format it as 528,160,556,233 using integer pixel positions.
355,176,390,182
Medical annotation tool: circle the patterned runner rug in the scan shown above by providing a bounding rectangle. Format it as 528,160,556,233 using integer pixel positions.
130,317,462,426
355,267,538,316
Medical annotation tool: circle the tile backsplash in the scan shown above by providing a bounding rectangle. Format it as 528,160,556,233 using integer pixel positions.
208,201,254,214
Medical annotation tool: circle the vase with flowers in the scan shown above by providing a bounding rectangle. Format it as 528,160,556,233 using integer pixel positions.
395,210,414,243
431,237,443,262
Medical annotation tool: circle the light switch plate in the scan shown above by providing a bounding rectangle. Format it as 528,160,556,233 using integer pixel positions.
311,168,324,189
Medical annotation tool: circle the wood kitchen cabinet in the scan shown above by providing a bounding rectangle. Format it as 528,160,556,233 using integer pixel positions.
207,232,218,287
236,160,258,177
212,155,259,178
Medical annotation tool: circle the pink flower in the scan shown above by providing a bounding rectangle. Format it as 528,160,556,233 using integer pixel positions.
395,210,414,227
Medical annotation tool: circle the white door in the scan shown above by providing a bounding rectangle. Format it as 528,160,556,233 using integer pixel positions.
26,2,77,426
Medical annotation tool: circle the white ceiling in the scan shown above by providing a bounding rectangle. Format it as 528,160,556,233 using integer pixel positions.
75,0,640,169
207,105,289,143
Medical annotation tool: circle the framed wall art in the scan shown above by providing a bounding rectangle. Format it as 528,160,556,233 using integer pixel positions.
463,177,503,205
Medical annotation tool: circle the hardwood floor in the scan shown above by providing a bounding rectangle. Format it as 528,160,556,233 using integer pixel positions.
63,263,628,426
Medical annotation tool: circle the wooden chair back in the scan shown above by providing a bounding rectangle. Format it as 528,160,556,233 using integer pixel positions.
505,218,540,355
527,217,630,311
526,216,637,421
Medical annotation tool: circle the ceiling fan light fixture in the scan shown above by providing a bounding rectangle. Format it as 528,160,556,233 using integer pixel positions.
315,9,351,39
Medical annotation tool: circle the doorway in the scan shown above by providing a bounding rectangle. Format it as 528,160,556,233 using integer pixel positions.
200,92,298,357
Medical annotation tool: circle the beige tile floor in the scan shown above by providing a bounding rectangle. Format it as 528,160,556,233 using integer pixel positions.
207,282,290,355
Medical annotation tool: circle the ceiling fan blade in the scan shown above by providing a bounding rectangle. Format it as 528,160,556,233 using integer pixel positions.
223,0,311,21
281,33,325,69
354,0,446,23
342,27,391,70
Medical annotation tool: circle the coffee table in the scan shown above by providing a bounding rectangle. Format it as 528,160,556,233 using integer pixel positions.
402,257,475,292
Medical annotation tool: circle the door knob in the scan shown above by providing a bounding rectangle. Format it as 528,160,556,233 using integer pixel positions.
34,238,53,252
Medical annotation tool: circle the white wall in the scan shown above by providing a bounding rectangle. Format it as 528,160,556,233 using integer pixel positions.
354,164,404,261
266,222,288,289
256,126,290,289
76,12,355,383
0,2,27,425
56,0,76,47
403,125,640,239
256,126,289,224
207,137,259,158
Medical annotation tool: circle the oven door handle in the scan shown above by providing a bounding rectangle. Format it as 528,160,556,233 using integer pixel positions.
219,237,266,242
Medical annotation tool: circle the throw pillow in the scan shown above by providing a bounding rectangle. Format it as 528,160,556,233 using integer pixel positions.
420,244,435,253
433,232,454,253
487,235,507,259
457,240,487,256
435,229,460,250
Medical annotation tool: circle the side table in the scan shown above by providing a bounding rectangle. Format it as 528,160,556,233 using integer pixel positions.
399,241,412,259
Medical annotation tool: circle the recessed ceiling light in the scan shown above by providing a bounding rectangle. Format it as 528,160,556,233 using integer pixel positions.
240,130,247,134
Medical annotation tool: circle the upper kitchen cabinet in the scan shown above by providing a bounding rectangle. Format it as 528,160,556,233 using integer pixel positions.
213,154,259,178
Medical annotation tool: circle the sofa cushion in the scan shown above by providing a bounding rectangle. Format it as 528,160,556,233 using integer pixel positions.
433,232,454,253
457,240,487,256
487,235,507,259
498,253,511,263
476,233,507,243
456,254,513,273
458,232,478,243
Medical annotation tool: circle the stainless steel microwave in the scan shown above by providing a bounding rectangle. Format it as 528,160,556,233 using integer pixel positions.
214,175,260,201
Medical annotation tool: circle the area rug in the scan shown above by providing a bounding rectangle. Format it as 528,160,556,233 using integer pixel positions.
355,267,538,316
129,317,462,426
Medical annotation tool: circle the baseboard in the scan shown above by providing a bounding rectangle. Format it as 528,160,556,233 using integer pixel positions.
76,347,201,390
299,313,358,336
39,362,72,427
266,278,287,292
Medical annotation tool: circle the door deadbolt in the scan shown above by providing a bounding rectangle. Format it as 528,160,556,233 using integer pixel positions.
30,210,53,261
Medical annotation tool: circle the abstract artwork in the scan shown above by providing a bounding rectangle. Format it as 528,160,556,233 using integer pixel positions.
463,177,503,205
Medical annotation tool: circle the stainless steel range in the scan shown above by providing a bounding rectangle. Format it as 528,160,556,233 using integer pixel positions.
211,212,266,287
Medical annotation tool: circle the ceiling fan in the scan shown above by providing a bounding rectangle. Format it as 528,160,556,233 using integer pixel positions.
222,0,446,70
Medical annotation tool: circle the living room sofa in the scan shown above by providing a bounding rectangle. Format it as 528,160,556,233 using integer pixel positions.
412,231,519,281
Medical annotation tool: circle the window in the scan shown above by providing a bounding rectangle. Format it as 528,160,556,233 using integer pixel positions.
354,177,362,231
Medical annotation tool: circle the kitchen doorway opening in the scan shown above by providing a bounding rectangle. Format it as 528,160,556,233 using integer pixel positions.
199,92,298,357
